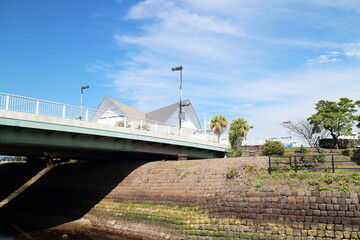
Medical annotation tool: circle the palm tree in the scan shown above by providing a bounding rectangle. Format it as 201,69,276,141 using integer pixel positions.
229,118,250,148
210,115,228,142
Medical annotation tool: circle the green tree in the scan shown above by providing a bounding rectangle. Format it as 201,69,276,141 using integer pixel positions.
228,118,251,148
355,100,360,128
210,115,228,142
308,98,358,149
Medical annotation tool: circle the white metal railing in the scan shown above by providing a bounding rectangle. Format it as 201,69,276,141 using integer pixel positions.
0,92,219,144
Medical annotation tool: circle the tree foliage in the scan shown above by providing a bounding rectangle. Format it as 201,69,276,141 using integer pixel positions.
308,98,358,149
281,119,328,147
355,100,360,128
228,118,250,148
210,115,228,141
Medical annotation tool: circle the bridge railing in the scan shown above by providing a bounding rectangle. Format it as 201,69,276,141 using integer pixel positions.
0,92,219,143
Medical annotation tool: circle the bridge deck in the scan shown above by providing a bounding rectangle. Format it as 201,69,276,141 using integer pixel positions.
0,110,228,160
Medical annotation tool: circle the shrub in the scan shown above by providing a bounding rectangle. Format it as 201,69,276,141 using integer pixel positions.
115,120,131,128
227,148,243,157
323,176,334,184
136,123,150,131
308,180,320,186
353,149,360,156
341,186,351,192
313,147,326,163
319,138,360,149
262,140,284,156
226,167,238,179
341,149,351,156
299,146,309,155
352,173,360,180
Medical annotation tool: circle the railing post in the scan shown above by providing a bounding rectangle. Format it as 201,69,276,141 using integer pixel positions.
124,117,127,128
5,95,9,110
155,122,158,133
294,156,298,173
85,109,89,122
168,125,171,135
331,154,335,173
62,105,66,118
140,120,143,130
268,156,272,174
36,100,40,115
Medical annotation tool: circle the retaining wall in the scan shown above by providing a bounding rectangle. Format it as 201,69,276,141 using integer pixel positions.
84,157,360,239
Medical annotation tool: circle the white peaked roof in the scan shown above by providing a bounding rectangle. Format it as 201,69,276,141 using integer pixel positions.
93,97,201,129
106,97,146,119
146,99,201,129
92,97,145,122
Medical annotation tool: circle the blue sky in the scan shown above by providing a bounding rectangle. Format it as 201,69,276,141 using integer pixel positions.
1,0,360,144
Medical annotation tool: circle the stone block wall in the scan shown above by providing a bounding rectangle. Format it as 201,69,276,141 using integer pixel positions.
84,157,360,239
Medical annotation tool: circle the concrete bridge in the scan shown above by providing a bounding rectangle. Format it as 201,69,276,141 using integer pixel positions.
0,93,228,161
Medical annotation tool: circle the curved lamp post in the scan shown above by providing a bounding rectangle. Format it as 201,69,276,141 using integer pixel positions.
80,85,89,121
171,65,184,128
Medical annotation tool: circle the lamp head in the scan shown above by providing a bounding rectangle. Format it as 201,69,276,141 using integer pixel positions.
171,65,183,71
81,85,89,90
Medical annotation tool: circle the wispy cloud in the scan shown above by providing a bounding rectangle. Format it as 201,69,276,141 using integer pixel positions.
307,42,360,65
96,0,360,143
307,52,342,65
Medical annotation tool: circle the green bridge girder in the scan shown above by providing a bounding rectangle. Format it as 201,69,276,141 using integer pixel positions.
0,110,227,160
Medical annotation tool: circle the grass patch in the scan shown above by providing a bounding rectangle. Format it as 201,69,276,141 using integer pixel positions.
255,183,262,190
226,167,238,179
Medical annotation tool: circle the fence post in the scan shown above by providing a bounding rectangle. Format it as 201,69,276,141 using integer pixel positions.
155,122,158,133
140,120,143,130
294,156,298,173
124,117,127,128
62,105,66,118
5,95,9,110
85,109,89,122
268,156,272,174
331,155,335,173
36,100,40,115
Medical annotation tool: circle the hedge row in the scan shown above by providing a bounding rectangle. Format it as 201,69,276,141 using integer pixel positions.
319,139,360,149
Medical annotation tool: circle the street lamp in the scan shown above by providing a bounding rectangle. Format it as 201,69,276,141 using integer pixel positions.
80,85,89,121
171,65,185,128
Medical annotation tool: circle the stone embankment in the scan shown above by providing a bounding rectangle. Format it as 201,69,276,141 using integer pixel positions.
83,156,360,240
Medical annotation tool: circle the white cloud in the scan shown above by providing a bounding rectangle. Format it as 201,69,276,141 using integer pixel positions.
126,0,245,37
307,54,342,65
98,0,360,144
306,42,360,65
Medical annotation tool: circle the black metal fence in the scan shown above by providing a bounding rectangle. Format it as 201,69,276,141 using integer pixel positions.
268,154,360,174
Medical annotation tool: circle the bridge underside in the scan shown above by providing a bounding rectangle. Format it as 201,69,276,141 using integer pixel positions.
0,125,224,161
